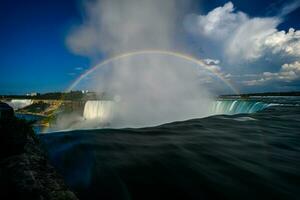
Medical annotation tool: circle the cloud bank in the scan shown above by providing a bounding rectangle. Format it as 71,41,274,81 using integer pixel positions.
244,61,300,86
185,1,300,90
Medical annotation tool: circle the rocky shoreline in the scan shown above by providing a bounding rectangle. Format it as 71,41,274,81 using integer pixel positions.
0,102,78,200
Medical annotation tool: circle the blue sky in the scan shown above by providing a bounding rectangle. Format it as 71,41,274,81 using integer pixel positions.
0,0,89,94
0,0,300,94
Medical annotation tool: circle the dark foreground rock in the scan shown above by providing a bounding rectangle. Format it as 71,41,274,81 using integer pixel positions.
0,103,78,200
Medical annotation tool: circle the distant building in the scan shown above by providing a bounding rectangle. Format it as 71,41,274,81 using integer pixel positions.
26,92,38,96
81,90,89,94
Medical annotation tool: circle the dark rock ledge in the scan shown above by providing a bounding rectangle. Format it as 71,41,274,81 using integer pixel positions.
0,102,78,200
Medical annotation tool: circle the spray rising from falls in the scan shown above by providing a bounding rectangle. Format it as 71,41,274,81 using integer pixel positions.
80,99,273,128
60,0,243,130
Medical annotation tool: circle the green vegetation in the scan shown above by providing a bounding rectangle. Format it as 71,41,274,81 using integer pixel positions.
1,91,98,100
0,91,116,101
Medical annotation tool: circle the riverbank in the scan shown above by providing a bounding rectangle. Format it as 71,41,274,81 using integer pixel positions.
14,100,85,129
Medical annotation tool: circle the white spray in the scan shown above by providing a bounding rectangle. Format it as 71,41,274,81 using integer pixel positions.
60,0,217,129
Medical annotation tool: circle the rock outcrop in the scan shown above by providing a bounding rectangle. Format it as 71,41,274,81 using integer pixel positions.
0,102,78,200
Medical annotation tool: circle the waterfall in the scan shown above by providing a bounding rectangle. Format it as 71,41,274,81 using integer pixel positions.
83,100,114,123
81,99,272,128
7,99,33,110
211,100,271,115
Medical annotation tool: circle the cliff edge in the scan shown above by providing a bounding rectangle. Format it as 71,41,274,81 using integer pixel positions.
0,102,78,200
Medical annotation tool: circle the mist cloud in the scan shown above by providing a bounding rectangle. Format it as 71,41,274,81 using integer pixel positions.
64,0,218,128
67,0,181,56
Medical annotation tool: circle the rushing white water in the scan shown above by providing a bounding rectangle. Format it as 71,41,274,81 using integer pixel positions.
83,100,114,124
80,99,272,128
211,100,271,115
7,99,33,110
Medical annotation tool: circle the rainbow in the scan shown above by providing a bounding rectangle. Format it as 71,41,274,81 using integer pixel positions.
67,50,239,94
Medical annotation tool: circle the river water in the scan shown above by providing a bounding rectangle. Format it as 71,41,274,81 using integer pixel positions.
39,97,300,200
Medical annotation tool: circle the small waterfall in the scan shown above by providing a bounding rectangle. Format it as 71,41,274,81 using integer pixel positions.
83,100,114,123
7,99,33,110
211,100,271,115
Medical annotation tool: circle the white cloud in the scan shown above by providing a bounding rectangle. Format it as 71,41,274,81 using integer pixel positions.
226,17,280,61
189,2,248,40
243,61,300,86
208,64,221,73
185,1,300,63
264,28,300,57
203,58,220,65
282,61,300,72
278,0,300,17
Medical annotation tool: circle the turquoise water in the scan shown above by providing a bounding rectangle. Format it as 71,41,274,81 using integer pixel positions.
211,100,272,114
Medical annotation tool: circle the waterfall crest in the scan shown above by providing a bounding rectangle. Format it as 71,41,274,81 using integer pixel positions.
211,100,270,115
80,99,273,128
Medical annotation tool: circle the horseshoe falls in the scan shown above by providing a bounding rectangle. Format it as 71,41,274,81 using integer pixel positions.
82,99,272,126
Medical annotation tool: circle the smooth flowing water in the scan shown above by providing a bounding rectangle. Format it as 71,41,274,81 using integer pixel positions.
39,97,300,200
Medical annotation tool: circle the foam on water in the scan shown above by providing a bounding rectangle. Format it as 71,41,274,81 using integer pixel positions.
233,116,257,121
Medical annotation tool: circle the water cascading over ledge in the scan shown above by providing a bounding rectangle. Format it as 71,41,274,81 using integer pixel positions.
83,100,114,123
82,99,272,127
7,99,33,110
211,100,271,115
